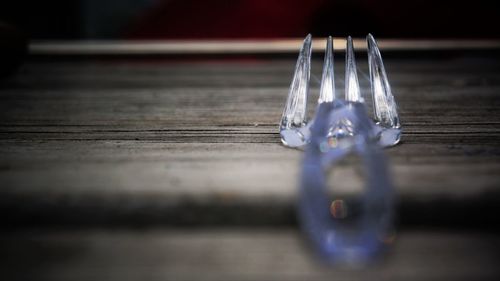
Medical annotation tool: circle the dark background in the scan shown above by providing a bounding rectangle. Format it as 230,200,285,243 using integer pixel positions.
1,0,499,40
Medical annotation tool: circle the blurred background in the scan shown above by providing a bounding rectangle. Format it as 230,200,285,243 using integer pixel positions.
1,0,499,40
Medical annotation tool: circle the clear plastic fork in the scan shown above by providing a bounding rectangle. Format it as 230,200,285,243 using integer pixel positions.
279,34,402,148
284,35,398,264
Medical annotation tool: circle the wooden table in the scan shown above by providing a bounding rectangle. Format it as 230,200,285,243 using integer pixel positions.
1,40,500,280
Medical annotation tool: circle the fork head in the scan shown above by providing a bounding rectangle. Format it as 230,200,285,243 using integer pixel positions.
279,34,402,148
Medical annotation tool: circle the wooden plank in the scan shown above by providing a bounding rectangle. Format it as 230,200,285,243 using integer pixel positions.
0,54,499,227
1,141,499,227
1,229,499,281
1,58,499,128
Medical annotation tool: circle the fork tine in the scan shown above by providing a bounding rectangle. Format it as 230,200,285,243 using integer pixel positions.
367,34,400,129
345,36,363,103
318,36,335,103
280,34,312,128
279,34,312,147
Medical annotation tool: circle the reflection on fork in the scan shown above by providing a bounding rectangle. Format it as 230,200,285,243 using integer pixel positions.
279,34,401,148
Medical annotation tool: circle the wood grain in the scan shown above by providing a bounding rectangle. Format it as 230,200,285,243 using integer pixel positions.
1,48,500,280
1,55,500,228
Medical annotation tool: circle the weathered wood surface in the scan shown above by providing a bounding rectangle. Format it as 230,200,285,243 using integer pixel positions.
0,52,500,279
2,228,500,281
1,55,499,227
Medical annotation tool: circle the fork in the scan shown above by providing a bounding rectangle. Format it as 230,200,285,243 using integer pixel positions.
285,35,398,263
279,34,401,148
